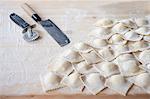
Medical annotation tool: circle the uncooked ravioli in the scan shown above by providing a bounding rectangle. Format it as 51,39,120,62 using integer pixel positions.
91,39,109,48
50,58,73,75
138,49,150,64
112,22,130,34
40,72,64,92
105,74,133,96
133,49,150,65
98,47,115,61
60,71,83,91
135,27,150,35
81,50,102,64
94,62,119,77
94,18,115,27
117,53,135,61
73,61,96,74
134,18,149,26
128,73,150,94
73,42,93,53
120,19,137,29
128,40,150,51
80,73,106,95
118,60,144,76
62,49,84,63
108,34,127,45
124,31,143,41
111,44,130,56
89,27,112,39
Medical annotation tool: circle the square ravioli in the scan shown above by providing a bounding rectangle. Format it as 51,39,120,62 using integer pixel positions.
81,50,102,64
40,72,64,92
108,34,127,45
97,47,115,61
105,74,133,96
118,59,145,77
73,42,93,53
72,61,97,74
114,53,136,64
111,22,130,34
62,49,84,63
60,71,84,91
127,73,150,94
93,62,120,77
111,44,131,56
123,30,143,41
89,27,114,39
49,58,74,76
133,49,150,65
90,39,109,49
80,73,106,95
127,40,150,52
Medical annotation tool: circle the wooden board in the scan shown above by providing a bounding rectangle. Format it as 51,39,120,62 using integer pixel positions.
0,94,150,99
0,0,150,98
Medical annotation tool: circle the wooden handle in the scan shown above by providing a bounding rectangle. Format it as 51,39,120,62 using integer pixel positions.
22,3,42,22
22,3,36,16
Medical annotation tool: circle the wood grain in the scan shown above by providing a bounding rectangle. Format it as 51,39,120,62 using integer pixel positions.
0,94,150,99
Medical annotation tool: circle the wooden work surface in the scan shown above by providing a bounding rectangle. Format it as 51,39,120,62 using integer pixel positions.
0,0,150,98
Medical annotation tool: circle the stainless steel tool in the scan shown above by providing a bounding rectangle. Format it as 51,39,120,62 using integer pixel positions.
22,3,70,47
10,13,40,42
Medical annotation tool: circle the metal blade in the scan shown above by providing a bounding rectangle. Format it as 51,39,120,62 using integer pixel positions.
40,19,70,47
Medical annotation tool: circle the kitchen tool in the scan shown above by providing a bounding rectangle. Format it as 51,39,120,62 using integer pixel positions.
10,13,40,42
22,3,70,47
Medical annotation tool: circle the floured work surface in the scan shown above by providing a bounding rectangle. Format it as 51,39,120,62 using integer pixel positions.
0,0,150,96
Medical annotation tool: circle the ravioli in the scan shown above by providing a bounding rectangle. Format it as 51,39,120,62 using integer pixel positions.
111,44,130,56
40,72,64,92
115,53,136,65
112,22,130,34
108,34,127,45
121,19,137,29
49,58,73,76
94,62,120,77
62,49,84,63
134,18,149,26
118,60,144,76
89,27,112,39
60,71,83,91
81,50,102,64
128,73,150,94
128,40,150,51
105,74,133,96
124,31,143,41
91,39,109,48
73,61,96,74
94,18,115,27
134,49,150,65
98,47,115,61
80,73,106,95
73,42,93,53
135,27,150,35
